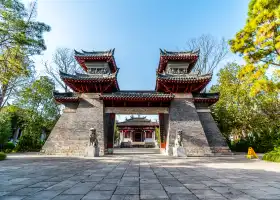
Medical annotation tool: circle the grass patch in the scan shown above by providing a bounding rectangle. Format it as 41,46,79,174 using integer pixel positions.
0,152,7,161
263,147,280,162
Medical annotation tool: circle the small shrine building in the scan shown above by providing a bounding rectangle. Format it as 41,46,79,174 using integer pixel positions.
117,116,159,147
42,48,231,156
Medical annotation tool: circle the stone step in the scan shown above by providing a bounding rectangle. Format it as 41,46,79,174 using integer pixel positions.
113,148,161,155
211,147,233,156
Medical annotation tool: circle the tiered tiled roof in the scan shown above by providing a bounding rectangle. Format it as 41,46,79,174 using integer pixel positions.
74,49,115,57
160,49,200,56
157,73,212,82
60,71,117,81
193,92,219,105
155,49,213,93
53,91,79,103
59,70,119,93
100,91,174,101
101,91,174,107
156,73,212,93
74,49,117,73
117,116,159,127
53,48,219,107
158,49,199,73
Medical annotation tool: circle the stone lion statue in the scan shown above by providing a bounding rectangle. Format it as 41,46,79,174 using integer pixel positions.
89,128,98,147
174,130,183,147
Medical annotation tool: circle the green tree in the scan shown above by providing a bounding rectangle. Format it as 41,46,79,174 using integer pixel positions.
0,110,12,149
0,0,50,108
14,76,60,151
16,76,60,123
229,0,280,95
211,62,280,152
230,0,280,67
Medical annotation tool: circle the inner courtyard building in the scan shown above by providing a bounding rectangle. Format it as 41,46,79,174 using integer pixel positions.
116,115,159,148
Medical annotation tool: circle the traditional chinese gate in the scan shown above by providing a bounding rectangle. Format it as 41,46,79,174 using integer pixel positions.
42,49,231,156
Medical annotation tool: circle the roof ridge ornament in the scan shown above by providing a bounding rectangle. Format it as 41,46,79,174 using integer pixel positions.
74,49,115,56
159,49,199,56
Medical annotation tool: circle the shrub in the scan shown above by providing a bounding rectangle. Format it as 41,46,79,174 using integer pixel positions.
263,147,280,163
4,149,12,153
229,131,280,153
4,142,15,150
0,152,7,160
0,111,12,148
15,134,42,152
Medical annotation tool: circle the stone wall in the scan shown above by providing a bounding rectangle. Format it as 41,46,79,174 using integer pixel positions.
197,112,231,154
168,97,212,156
42,94,105,156
41,102,81,155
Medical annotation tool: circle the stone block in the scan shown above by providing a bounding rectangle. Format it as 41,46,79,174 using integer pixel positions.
172,147,186,157
85,146,99,157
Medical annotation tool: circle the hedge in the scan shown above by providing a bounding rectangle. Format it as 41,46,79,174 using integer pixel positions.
0,152,7,161
263,147,280,163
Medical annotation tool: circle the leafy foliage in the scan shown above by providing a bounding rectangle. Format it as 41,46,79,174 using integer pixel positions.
3,141,15,153
0,152,7,160
12,76,60,151
211,62,280,152
4,141,15,150
14,134,42,152
230,0,280,67
0,0,50,108
229,0,280,94
16,76,60,121
0,110,12,148
263,147,280,162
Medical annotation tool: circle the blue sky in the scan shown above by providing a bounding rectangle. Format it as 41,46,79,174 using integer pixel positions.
30,0,250,121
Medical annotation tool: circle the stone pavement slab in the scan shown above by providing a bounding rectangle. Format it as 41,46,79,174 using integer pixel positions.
52,194,84,200
82,190,113,200
63,182,97,194
28,181,58,188
111,195,139,200
114,187,139,195
1,154,280,200
140,189,168,199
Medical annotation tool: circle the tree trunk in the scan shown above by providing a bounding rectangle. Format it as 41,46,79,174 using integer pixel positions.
0,84,8,109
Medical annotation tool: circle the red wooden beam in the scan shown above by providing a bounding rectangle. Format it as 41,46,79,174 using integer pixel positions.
103,82,113,93
160,82,173,93
184,83,189,93
94,83,98,93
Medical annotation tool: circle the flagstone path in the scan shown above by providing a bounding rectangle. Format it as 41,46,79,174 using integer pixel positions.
0,153,280,200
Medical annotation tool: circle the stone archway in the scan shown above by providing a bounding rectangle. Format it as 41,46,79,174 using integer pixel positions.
104,106,169,154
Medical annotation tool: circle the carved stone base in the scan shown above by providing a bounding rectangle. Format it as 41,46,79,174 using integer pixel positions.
160,148,167,155
173,147,186,157
107,148,113,155
85,146,100,157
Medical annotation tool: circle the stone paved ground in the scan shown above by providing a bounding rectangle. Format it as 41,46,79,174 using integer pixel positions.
1,153,280,200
